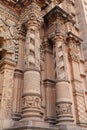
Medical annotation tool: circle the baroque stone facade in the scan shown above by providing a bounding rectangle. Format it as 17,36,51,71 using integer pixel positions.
0,0,87,130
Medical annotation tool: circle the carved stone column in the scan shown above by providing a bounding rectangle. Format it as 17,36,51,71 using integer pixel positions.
67,34,87,125
51,32,73,124
22,2,42,120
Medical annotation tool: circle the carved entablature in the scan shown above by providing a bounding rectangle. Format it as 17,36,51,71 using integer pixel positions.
0,3,18,23
66,32,82,62
0,0,52,14
44,6,74,37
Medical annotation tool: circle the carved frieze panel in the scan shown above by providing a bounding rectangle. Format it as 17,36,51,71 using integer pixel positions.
56,102,72,115
44,5,73,37
22,95,41,109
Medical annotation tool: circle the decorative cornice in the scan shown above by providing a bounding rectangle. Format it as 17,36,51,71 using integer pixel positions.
0,3,19,22
0,0,52,14
44,5,75,25
67,32,83,44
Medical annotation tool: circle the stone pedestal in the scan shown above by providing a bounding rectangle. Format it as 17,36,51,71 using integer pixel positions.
56,80,73,124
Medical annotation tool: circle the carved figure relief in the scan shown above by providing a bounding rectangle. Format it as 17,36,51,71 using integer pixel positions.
22,96,41,109
56,102,72,115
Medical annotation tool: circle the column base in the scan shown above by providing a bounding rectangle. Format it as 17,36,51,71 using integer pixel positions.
4,120,54,130
4,121,84,130
58,124,83,130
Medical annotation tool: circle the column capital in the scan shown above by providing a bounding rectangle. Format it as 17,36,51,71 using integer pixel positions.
50,31,66,44
25,15,42,29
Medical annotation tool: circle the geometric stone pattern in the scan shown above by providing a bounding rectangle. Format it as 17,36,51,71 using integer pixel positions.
76,95,87,123
0,1,87,130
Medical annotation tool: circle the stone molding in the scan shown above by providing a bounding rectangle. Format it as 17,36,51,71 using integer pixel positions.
0,3,19,22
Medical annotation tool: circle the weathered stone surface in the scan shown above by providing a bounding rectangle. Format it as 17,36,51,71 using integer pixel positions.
0,1,87,130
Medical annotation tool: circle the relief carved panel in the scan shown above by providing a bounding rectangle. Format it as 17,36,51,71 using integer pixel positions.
22,96,41,109
56,102,72,115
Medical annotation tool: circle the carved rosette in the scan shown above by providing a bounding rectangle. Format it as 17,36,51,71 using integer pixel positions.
56,102,72,116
